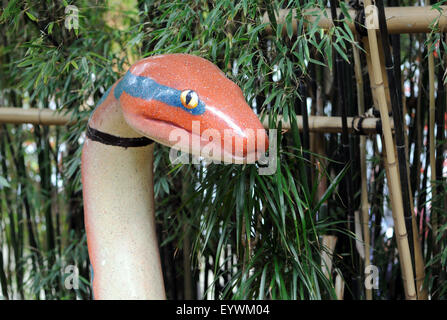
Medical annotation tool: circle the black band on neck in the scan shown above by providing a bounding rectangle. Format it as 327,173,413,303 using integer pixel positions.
86,125,154,148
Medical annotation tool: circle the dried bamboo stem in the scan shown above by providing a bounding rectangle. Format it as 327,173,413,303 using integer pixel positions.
335,270,345,300
365,19,410,302
427,37,441,297
409,170,428,299
362,0,416,300
428,44,437,252
395,27,428,300
0,107,387,133
262,6,447,35
403,55,428,301
365,37,415,298
0,108,74,125
353,37,372,300
321,235,338,279
262,115,384,133
377,0,422,299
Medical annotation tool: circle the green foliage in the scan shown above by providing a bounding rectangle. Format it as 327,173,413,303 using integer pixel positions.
0,0,445,301
143,0,352,299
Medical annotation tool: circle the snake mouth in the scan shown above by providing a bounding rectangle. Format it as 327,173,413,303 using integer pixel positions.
124,114,261,164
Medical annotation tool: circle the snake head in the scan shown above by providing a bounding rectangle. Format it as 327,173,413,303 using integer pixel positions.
116,54,268,164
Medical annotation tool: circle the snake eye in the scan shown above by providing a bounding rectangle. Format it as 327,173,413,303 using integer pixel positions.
180,90,199,109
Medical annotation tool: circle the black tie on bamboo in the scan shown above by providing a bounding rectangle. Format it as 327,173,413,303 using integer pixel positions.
351,116,383,135
86,125,154,148
352,1,367,37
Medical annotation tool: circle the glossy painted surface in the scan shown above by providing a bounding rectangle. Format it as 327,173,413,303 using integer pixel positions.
118,54,268,163
82,54,268,299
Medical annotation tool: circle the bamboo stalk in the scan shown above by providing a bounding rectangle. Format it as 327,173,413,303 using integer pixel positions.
0,108,74,125
3,129,25,299
352,35,372,300
0,133,10,299
421,146,430,262
364,15,411,302
395,18,428,300
309,59,324,203
0,131,14,298
321,235,337,279
362,0,416,300
335,270,345,300
0,245,8,299
434,32,447,295
399,33,428,301
408,168,428,300
428,43,437,235
299,82,311,188
183,223,193,300
182,179,193,300
428,31,439,298
370,51,415,300
262,6,447,35
312,58,338,290
412,47,424,201
330,0,360,299
0,107,387,133
376,0,419,297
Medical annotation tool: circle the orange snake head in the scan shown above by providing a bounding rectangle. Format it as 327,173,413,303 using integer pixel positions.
115,54,268,164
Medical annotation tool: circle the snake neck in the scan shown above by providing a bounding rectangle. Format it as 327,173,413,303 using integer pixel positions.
81,85,166,299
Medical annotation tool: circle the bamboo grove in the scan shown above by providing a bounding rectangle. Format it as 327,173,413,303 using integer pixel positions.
0,0,446,300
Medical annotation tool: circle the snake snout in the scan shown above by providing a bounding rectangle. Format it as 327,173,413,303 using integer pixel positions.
219,122,268,164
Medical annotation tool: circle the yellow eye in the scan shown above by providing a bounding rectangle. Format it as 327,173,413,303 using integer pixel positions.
180,90,199,109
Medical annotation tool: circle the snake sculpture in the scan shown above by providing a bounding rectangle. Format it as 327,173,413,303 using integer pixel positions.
81,54,268,299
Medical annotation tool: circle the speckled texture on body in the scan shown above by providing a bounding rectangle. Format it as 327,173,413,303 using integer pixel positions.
83,94,165,299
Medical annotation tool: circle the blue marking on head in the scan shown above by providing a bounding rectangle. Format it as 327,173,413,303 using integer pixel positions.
114,71,206,115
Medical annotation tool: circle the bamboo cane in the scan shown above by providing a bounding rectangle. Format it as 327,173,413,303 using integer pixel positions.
376,0,418,297
428,31,439,297
0,108,74,125
365,36,409,298
330,0,361,299
352,35,372,300
362,0,416,300
428,39,437,243
400,43,428,302
378,36,392,109
408,167,428,300
321,235,338,279
265,115,386,133
0,107,387,133
364,38,412,297
335,270,345,300
369,46,416,300
262,6,447,35
311,61,338,289
434,32,447,296
391,7,427,299
309,61,324,203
